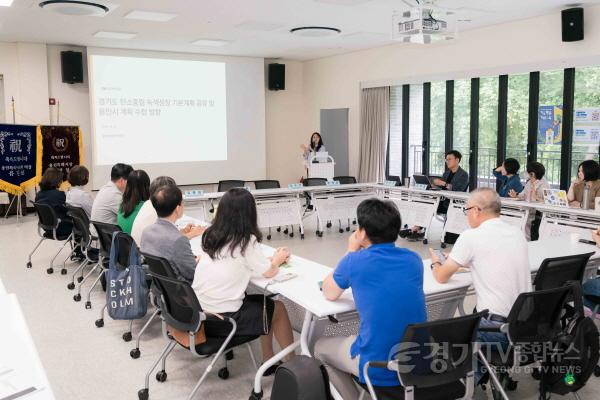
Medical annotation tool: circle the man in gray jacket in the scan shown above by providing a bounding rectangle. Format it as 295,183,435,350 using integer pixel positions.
140,184,204,282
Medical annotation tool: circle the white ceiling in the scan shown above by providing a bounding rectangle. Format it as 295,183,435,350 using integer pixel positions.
1,0,599,60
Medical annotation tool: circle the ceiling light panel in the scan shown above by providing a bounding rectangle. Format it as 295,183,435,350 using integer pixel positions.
94,31,137,39
124,10,177,22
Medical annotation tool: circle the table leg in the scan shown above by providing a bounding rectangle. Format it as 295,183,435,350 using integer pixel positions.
252,341,300,395
300,310,314,356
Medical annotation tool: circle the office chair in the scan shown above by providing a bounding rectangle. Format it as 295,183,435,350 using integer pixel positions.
95,232,148,345
73,221,121,309
333,176,357,184
217,180,245,192
583,293,600,377
362,311,487,400
66,206,99,291
254,180,289,240
302,178,328,235
137,253,259,400
27,202,73,274
478,285,573,400
533,252,594,291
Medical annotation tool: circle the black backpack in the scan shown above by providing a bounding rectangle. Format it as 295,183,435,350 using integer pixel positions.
271,356,333,400
540,282,600,397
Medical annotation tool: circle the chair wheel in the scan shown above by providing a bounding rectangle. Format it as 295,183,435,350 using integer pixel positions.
61,268,68,275
73,294,81,302
138,388,149,400
249,390,263,400
67,282,75,290
594,365,600,377
130,348,141,359
301,234,305,240
338,229,344,233
85,301,91,309
26,261,32,269
289,232,294,238
47,267,53,274
283,229,289,234
218,367,229,380
226,350,234,360
123,332,132,342
346,227,350,232
326,222,332,228
95,319,104,328
423,239,428,245
156,370,167,382
440,243,447,249
276,227,281,232
266,235,271,240
353,220,357,225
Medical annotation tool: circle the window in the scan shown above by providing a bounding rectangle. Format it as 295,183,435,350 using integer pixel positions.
408,84,424,177
429,81,446,175
506,74,529,173
477,76,499,188
538,70,564,188
388,86,403,177
453,79,471,174
572,66,600,181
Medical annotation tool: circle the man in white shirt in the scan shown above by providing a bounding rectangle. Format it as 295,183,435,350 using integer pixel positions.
429,187,531,384
90,163,133,224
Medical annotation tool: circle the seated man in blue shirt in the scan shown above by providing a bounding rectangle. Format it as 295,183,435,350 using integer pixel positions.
315,199,427,400
493,158,524,197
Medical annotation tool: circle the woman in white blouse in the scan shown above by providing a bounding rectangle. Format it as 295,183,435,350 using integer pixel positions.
66,165,94,217
193,188,294,374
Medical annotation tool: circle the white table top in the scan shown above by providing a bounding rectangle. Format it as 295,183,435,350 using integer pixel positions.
527,235,600,272
0,294,55,400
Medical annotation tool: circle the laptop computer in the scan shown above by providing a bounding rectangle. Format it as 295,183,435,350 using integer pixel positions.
412,174,440,190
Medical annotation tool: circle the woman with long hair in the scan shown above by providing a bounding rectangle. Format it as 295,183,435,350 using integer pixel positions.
193,188,295,374
117,169,150,234
300,131,326,160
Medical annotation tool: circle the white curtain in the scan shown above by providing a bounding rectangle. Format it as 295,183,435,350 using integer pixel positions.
358,87,390,182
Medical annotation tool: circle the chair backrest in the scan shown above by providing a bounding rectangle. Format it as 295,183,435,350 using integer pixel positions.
333,176,357,184
303,178,327,187
391,311,486,389
91,221,121,259
111,231,137,269
218,180,245,192
141,252,202,333
533,252,594,291
33,202,59,231
67,208,92,249
254,180,281,190
506,285,573,345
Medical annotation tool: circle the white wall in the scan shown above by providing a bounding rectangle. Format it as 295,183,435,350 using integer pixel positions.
302,5,600,179
265,60,306,185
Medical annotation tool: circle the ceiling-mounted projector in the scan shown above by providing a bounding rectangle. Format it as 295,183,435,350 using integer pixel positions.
38,1,109,16
392,5,456,44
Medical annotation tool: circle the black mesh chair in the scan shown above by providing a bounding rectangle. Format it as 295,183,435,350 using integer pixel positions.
66,206,99,290
254,180,280,190
533,252,595,291
333,176,357,184
73,221,121,308
362,311,487,400
27,202,73,274
584,293,600,378
218,180,245,192
478,285,573,400
137,253,259,400
303,178,327,187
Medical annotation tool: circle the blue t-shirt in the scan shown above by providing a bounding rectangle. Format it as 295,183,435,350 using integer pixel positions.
493,171,524,197
333,243,427,387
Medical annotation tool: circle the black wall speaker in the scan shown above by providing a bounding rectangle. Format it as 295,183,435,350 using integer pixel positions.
61,51,83,84
562,7,584,42
268,63,285,91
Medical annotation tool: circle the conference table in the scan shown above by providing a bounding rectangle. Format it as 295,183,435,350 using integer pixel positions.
0,276,56,400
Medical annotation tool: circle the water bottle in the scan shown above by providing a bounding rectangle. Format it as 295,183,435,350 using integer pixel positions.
582,185,590,210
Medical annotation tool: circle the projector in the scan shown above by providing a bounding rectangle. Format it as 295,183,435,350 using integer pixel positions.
392,6,456,44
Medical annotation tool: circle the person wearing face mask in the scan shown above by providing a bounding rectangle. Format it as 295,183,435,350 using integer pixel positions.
508,162,549,240
140,184,204,283
300,132,326,162
567,159,600,209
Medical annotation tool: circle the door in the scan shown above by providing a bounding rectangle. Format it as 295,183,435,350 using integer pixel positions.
320,108,349,177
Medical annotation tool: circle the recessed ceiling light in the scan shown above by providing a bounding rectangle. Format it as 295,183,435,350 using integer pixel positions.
0,0,14,7
191,39,230,47
290,26,341,37
94,31,137,39
39,1,109,16
124,10,177,22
